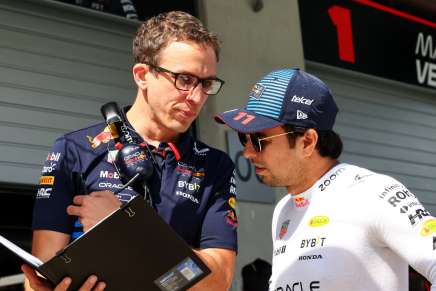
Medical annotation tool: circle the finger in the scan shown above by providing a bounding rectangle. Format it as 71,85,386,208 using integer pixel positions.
91,190,114,197
21,264,36,279
80,219,93,233
66,205,82,216
94,281,107,291
21,264,45,289
53,277,72,291
73,195,86,205
77,275,98,291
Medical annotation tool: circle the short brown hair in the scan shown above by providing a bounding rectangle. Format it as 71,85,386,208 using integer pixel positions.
283,124,343,159
132,11,220,65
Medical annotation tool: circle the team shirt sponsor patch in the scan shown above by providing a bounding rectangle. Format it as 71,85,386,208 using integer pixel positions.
309,216,330,227
300,237,326,249
39,176,55,185
228,197,236,209
36,187,52,199
86,126,113,149
225,209,238,228
176,162,205,178
273,245,287,256
293,196,310,208
46,152,61,162
41,162,57,174
420,219,436,236
279,220,290,239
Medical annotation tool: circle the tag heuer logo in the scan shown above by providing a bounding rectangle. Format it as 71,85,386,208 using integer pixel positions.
249,83,265,99
297,110,308,120
279,219,290,239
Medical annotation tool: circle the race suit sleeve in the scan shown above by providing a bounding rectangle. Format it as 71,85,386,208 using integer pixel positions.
199,155,238,251
370,175,436,289
32,136,78,235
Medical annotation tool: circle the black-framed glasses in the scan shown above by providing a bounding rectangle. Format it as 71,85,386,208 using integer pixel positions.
145,62,225,95
238,131,298,152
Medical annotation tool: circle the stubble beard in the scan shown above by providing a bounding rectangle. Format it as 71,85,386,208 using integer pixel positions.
257,163,302,191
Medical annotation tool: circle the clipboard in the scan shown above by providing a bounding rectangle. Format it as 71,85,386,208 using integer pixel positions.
0,196,210,291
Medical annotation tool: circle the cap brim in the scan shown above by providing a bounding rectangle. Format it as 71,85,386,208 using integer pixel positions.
214,109,283,133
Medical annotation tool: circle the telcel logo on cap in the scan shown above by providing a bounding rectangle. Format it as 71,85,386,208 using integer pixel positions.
291,95,314,105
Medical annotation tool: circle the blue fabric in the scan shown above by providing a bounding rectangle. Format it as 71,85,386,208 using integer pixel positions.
215,68,339,133
32,110,238,251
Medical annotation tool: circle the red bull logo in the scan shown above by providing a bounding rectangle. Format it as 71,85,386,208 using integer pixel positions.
294,196,310,208
225,209,238,228
86,126,113,149
193,171,205,177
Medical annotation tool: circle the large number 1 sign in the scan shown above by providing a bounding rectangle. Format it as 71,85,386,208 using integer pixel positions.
329,6,355,63
298,0,436,89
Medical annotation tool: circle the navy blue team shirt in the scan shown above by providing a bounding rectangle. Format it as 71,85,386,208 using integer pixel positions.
32,112,238,251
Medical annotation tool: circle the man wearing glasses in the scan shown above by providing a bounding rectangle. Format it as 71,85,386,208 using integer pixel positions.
216,68,436,290
24,11,236,291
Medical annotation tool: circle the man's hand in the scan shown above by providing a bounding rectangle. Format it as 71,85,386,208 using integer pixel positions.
22,264,106,291
189,248,236,291
66,191,121,232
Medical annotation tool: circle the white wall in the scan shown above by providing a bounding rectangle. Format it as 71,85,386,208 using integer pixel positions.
0,0,138,184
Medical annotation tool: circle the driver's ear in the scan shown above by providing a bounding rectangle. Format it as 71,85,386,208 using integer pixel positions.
133,63,149,89
299,129,318,158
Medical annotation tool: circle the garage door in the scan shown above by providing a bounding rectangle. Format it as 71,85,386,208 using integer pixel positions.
0,0,138,184
308,62,436,215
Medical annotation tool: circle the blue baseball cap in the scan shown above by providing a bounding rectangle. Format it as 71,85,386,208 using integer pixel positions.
215,68,338,133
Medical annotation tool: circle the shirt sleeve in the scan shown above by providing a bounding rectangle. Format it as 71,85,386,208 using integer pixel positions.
32,136,77,234
199,155,238,252
370,175,436,287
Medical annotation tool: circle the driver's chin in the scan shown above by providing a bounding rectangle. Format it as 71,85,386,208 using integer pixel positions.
168,120,192,135
259,173,285,188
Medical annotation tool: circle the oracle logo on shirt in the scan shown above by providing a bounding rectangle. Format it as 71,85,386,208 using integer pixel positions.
273,281,320,291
